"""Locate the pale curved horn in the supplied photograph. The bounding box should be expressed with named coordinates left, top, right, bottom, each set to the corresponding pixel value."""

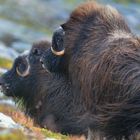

left=16, top=57, right=30, bottom=77
left=51, top=26, right=65, bottom=56
left=51, top=46, right=65, bottom=56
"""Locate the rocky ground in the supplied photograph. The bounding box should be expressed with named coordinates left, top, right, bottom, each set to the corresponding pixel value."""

left=0, top=0, right=140, bottom=139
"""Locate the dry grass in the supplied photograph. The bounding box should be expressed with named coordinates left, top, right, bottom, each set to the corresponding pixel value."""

left=0, top=103, right=70, bottom=140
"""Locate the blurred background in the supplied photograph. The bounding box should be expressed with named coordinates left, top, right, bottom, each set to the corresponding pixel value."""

left=0, top=0, right=140, bottom=73
left=0, top=0, right=140, bottom=139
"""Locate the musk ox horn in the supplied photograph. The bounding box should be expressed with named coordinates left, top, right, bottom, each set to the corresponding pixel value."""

left=16, top=57, right=30, bottom=77
left=51, top=26, right=65, bottom=56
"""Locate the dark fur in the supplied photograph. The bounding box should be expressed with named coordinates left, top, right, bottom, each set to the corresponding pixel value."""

left=41, top=2, right=140, bottom=139
left=0, top=41, right=69, bottom=132
left=0, top=40, right=97, bottom=136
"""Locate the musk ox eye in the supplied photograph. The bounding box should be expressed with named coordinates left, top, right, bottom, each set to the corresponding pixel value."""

left=16, top=58, right=30, bottom=77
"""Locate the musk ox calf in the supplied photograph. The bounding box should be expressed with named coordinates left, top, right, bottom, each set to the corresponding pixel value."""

left=0, top=41, right=71, bottom=133
left=41, top=1, right=140, bottom=139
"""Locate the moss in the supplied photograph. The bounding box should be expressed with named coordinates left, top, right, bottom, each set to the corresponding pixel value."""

left=0, top=57, right=13, bottom=69
left=41, top=129, right=68, bottom=140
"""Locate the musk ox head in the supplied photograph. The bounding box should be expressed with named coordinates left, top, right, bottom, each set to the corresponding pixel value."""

left=0, top=53, right=30, bottom=97
left=0, top=40, right=51, bottom=99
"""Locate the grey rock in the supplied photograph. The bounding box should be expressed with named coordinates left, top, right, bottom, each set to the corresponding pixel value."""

left=0, top=19, right=46, bottom=44
left=0, top=68, right=7, bottom=74
left=11, top=42, right=31, bottom=53
left=0, top=33, right=20, bottom=47
left=0, top=42, right=18, bottom=60
left=0, top=99, right=15, bottom=107
left=0, top=113, right=21, bottom=129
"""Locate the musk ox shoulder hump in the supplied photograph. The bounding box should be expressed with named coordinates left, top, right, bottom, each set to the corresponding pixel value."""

left=70, top=2, right=119, bottom=21
left=64, top=2, right=130, bottom=33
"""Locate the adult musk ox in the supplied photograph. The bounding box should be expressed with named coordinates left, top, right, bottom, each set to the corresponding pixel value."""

left=41, top=1, right=140, bottom=139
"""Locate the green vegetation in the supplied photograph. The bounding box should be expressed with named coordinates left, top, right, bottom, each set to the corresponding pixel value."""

left=0, top=57, right=13, bottom=69
left=113, top=0, right=140, bottom=4
left=0, top=130, right=28, bottom=140
left=41, top=129, right=68, bottom=140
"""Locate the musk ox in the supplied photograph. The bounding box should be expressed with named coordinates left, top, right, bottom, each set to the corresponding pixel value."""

left=41, top=1, right=140, bottom=139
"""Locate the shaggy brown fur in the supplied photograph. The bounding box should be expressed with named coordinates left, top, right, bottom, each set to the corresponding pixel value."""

left=61, top=2, right=133, bottom=107
left=62, top=2, right=140, bottom=138
left=42, top=2, right=140, bottom=139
